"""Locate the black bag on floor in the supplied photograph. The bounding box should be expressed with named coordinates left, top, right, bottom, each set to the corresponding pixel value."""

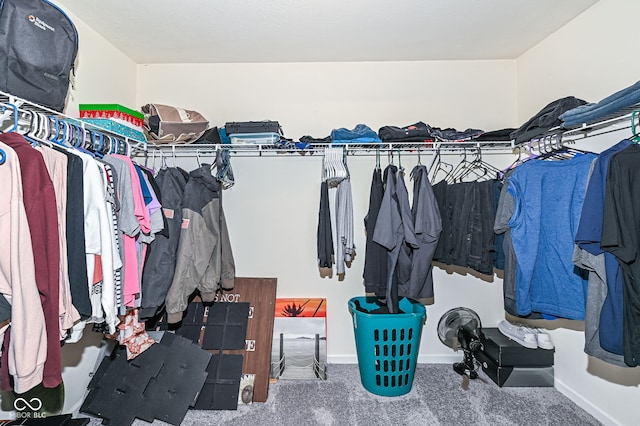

left=0, top=0, right=78, bottom=112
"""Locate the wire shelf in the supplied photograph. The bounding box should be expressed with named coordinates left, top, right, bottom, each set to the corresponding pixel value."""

left=0, top=90, right=147, bottom=155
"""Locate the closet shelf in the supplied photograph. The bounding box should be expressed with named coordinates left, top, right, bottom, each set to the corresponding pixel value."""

left=142, top=103, right=640, bottom=158
left=142, top=140, right=517, bottom=158
left=0, top=90, right=147, bottom=154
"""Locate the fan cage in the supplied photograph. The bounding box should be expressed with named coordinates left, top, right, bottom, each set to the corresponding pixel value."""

left=437, top=307, right=482, bottom=349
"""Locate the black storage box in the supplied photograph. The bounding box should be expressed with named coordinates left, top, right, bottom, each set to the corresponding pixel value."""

left=477, top=351, right=554, bottom=387
left=225, top=121, right=282, bottom=135
left=478, top=328, right=554, bottom=387
left=481, top=328, right=554, bottom=367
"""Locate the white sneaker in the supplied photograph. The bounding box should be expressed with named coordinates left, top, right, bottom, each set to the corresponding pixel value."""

left=497, top=320, right=538, bottom=349
left=530, top=327, right=554, bottom=350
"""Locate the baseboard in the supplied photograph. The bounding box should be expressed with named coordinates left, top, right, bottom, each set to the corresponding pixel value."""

left=327, top=355, right=358, bottom=364
left=327, top=354, right=460, bottom=364
left=417, top=354, right=463, bottom=364
left=555, top=378, right=620, bottom=426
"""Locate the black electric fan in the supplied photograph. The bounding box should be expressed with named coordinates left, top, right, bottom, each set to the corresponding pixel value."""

left=437, top=307, right=484, bottom=379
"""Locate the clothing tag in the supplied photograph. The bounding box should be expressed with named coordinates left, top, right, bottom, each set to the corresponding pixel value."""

left=181, top=218, right=190, bottom=229
left=163, top=208, right=174, bottom=219
left=177, top=108, right=192, bottom=123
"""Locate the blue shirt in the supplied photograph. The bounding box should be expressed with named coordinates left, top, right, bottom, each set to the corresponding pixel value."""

left=575, top=140, right=631, bottom=354
left=508, top=153, right=596, bottom=319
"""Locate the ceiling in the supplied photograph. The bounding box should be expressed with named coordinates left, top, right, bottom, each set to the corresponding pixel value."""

left=55, top=0, right=599, bottom=64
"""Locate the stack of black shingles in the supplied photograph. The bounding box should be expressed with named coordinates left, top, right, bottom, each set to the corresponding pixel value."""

left=82, top=302, right=250, bottom=425
left=81, top=332, right=210, bottom=425
left=191, top=302, right=250, bottom=410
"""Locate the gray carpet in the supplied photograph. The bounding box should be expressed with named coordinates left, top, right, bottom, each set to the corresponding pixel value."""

left=86, top=363, right=602, bottom=426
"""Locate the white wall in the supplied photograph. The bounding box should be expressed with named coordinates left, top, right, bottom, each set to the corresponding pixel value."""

left=137, top=60, right=518, bottom=363
left=516, top=1, right=640, bottom=425
left=61, top=8, right=137, bottom=117
left=137, top=61, right=516, bottom=139
left=516, top=0, right=640, bottom=121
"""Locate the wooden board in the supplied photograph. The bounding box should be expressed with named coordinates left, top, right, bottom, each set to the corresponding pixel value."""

left=217, top=277, right=277, bottom=402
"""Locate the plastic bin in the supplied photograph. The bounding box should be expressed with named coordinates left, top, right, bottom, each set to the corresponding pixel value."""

left=228, top=132, right=280, bottom=145
left=348, top=296, right=426, bottom=396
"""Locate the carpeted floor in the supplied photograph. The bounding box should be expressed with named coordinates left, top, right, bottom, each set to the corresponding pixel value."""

left=86, top=363, right=602, bottom=426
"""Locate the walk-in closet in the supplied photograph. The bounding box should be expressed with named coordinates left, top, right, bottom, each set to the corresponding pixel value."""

left=1, top=0, right=639, bottom=425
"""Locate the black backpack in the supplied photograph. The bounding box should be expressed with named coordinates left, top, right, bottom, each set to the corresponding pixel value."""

left=0, top=0, right=78, bottom=112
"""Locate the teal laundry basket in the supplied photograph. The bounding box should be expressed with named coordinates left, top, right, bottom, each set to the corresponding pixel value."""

left=348, top=296, right=426, bottom=397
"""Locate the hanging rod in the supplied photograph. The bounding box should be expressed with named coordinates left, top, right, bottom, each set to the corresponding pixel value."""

left=140, top=140, right=516, bottom=158
left=0, top=90, right=147, bottom=155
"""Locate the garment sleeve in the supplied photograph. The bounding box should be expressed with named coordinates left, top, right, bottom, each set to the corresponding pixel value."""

left=373, top=173, right=400, bottom=251
left=414, top=170, right=442, bottom=242
left=601, top=155, right=636, bottom=263
left=218, top=205, right=236, bottom=290
left=165, top=204, right=215, bottom=322
left=84, top=159, right=119, bottom=333
left=495, top=177, right=515, bottom=233
left=104, top=156, right=139, bottom=237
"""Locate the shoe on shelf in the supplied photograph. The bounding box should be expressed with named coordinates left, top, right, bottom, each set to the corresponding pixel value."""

left=497, top=320, right=538, bottom=349
left=531, top=327, right=554, bottom=350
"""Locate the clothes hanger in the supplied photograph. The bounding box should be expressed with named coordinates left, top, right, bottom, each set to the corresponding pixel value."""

left=456, top=148, right=500, bottom=182
left=629, top=110, right=640, bottom=142
left=216, top=148, right=235, bottom=189
left=0, top=102, right=19, bottom=133
left=23, top=110, right=43, bottom=146
left=503, top=140, right=541, bottom=173
left=160, top=150, right=168, bottom=169
left=474, top=147, right=502, bottom=180
left=0, top=103, right=11, bottom=163
left=453, top=150, right=487, bottom=182
left=149, top=147, right=156, bottom=170
left=94, top=133, right=106, bottom=158
left=447, top=148, right=474, bottom=183
left=321, top=147, right=329, bottom=181
left=341, top=146, right=350, bottom=180
left=429, top=148, right=454, bottom=183
left=49, top=116, right=61, bottom=144
left=103, top=135, right=115, bottom=156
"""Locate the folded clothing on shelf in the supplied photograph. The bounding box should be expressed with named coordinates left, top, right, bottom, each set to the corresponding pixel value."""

left=378, top=121, right=484, bottom=142
left=510, top=96, right=587, bottom=143
left=475, top=128, right=516, bottom=141
left=559, top=80, right=640, bottom=128
left=331, top=123, right=381, bottom=144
